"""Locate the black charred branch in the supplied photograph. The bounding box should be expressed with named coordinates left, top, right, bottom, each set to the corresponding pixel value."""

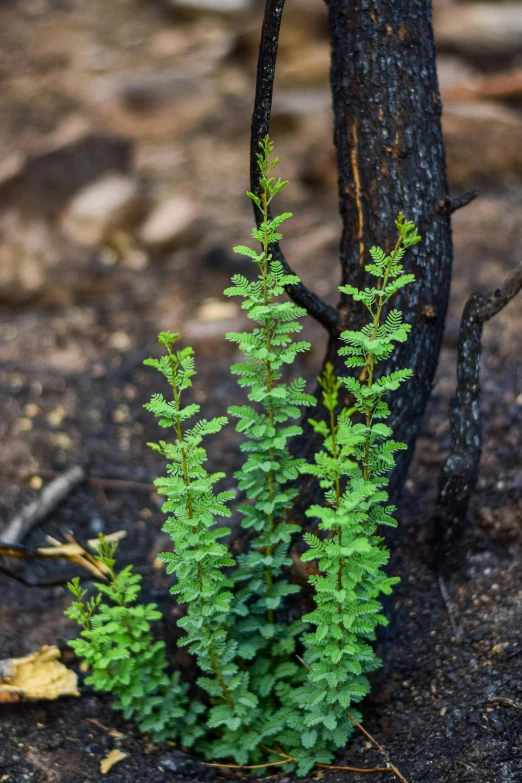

left=437, top=189, right=479, bottom=216
left=432, top=262, right=522, bottom=570
left=0, top=539, right=106, bottom=587
left=0, top=563, right=72, bottom=588
left=250, top=0, right=338, bottom=336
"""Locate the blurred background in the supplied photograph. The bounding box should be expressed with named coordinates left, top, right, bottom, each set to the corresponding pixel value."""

left=0, top=0, right=521, bottom=544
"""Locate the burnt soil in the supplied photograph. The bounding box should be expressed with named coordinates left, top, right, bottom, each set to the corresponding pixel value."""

left=1, top=189, right=522, bottom=783
left=0, top=2, right=522, bottom=777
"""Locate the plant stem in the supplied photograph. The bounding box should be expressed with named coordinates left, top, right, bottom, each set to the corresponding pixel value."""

left=329, top=402, right=344, bottom=643
left=260, top=187, right=276, bottom=627
left=362, top=233, right=403, bottom=481
left=167, top=350, right=235, bottom=710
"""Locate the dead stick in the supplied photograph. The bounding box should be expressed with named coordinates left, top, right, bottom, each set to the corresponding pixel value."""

left=345, top=711, right=409, bottom=783
left=0, top=540, right=109, bottom=585
left=205, top=759, right=292, bottom=770
left=317, top=764, right=393, bottom=773
left=432, top=261, right=522, bottom=569
left=296, top=657, right=409, bottom=781
left=2, top=466, right=85, bottom=545
left=33, top=468, right=155, bottom=494
left=438, top=576, right=464, bottom=641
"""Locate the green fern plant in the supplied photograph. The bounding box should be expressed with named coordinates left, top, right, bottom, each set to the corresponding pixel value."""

left=225, top=143, right=314, bottom=659
left=65, top=535, right=201, bottom=745
left=65, top=140, right=420, bottom=777
left=285, top=215, right=421, bottom=772
left=144, top=333, right=257, bottom=743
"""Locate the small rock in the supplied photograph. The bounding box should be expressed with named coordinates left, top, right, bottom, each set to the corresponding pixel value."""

left=0, top=133, right=132, bottom=214
left=0, top=211, right=59, bottom=304
left=197, top=298, right=238, bottom=322
left=158, top=750, right=195, bottom=774
left=166, top=0, right=253, bottom=16
left=89, top=517, right=105, bottom=535
left=90, top=71, right=218, bottom=141
left=139, top=196, right=200, bottom=249
left=123, top=248, right=149, bottom=271
left=61, top=174, right=144, bottom=246
left=109, top=331, right=132, bottom=351
left=435, top=3, right=522, bottom=55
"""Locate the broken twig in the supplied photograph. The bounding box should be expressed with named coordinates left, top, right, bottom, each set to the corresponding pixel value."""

left=2, top=465, right=84, bottom=545
left=33, top=468, right=155, bottom=495
left=296, top=656, right=409, bottom=781
left=0, top=532, right=125, bottom=586
left=437, top=189, right=479, bottom=216
left=432, top=261, right=522, bottom=569
left=345, top=711, right=409, bottom=783
left=438, top=576, right=464, bottom=641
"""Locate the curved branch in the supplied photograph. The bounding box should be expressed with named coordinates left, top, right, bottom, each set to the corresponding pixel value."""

left=432, top=261, right=522, bottom=569
left=436, top=189, right=479, bottom=216
left=250, top=0, right=338, bottom=336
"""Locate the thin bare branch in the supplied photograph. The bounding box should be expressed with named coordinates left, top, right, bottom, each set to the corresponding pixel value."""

left=432, top=261, right=522, bottom=569
left=345, top=711, right=410, bottom=783
left=250, top=0, right=338, bottom=335
left=205, top=758, right=292, bottom=770
left=437, top=189, right=479, bottom=216
left=438, top=575, right=465, bottom=641
left=316, top=763, right=394, bottom=773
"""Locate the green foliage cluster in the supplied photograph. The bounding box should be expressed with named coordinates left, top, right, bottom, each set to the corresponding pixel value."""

left=65, top=536, right=200, bottom=745
left=66, top=139, right=420, bottom=775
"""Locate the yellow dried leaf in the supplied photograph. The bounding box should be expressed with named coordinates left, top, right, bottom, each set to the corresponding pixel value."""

left=0, top=646, right=79, bottom=702
left=100, top=749, right=128, bottom=774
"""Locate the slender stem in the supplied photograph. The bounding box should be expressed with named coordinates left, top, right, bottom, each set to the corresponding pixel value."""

left=167, top=351, right=235, bottom=710
left=329, top=403, right=344, bottom=643
left=260, top=188, right=276, bottom=627
left=362, top=234, right=403, bottom=480
left=345, top=710, right=410, bottom=783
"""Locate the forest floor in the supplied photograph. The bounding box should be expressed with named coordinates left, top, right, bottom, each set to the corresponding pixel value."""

left=1, top=1, right=522, bottom=781
left=1, top=189, right=521, bottom=783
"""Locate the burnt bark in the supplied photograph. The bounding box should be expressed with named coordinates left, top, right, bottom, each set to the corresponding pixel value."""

left=432, top=262, right=522, bottom=571
left=251, top=0, right=456, bottom=506
left=318, top=0, right=453, bottom=499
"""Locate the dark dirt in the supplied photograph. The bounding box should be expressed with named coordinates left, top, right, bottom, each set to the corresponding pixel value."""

left=1, top=1, right=522, bottom=781
left=1, top=192, right=522, bottom=783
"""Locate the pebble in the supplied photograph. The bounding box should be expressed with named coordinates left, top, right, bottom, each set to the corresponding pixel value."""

left=167, top=0, right=253, bottom=15
left=139, top=196, right=199, bottom=249
left=61, top=174, right=143, bottom=246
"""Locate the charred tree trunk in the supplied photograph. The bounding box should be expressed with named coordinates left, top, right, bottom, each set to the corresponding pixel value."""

left=251, top=0, right=457, bottom=506
left=322, top=0, right=453, bottom=499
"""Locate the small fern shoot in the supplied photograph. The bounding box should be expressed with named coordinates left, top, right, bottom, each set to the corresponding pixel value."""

left=145, top=332, right=256, bottom=739
left=288, top=215, right=421, bottom=773
left=66, top=536, right=198, bottom=745
left=223, top=137, right=314, bottom=717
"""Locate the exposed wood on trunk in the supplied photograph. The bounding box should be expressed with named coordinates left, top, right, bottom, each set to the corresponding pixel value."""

left=432, top=262, right=522, bottom=570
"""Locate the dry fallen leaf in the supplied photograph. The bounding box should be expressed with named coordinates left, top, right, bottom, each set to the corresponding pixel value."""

left=100, top=749, right=129, bottom=774
left=0, top=645, right=79, bottom=703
